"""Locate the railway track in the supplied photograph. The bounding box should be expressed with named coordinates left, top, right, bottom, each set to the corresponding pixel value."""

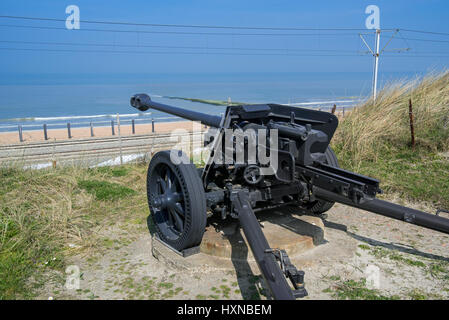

left=0, top=132, right=201, bottom=166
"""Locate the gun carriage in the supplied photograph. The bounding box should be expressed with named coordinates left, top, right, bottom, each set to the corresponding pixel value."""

left=130, top=93, right=449, bottom=300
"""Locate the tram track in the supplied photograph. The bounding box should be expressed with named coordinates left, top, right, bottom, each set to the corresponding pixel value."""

left=0, top=132, right=201, bottom=166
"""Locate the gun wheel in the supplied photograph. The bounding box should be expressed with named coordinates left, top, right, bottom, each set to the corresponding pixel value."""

left=307, top=146, right=339, bottom=214
left=147, top=150, right=207, bottom=251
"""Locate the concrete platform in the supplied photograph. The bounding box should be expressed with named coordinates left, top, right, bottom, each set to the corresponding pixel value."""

left=151, top=209, right=325, bottom=274
left=200, top=210, right=325, bottom=261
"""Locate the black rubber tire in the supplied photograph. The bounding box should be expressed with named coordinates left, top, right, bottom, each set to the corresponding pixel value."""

left=308, top=146, right=339, bottom=214
left=147, top=150, right=207, bottom=250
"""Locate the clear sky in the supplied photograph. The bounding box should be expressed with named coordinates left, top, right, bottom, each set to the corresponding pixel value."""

left=0, top=0, right=448, bottom=75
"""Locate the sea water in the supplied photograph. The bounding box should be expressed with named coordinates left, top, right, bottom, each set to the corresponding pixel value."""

left=0, top=71, right=420, bottom=132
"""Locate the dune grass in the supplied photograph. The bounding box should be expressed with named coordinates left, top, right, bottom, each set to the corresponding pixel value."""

left=1, top=71, right=448, bottom=299
left=331, top=70, right=449, bottom=207
left=78, top=180, right=136, bottom=201
left=0, top=164, right=148, bottom=299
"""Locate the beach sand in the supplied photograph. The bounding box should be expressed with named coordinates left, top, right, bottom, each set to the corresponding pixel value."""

left=0, top=121, right=200, bottom=145
left=0, top=110, right=347, bottom=146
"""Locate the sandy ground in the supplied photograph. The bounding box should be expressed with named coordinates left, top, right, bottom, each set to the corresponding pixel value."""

left=36, top=200, right=449, bottom=300
left=0, top=121, right=199, bottom=145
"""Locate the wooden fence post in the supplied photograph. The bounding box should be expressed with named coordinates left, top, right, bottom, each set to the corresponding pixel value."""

left=331, top=104, right=336, bottom=114
left=67, top=123, right=72, bottom=139
left=408, top=98, right=415, bottom=149
left=117, top=113, right=123, bottom=165
left=43, top=124, right=48, bottom=140
left=18, top=125, right=23, bottom=142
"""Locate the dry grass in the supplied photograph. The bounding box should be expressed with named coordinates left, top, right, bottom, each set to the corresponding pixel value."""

left=1, top=71, right=449, bottom=299
left=332, top=71, right=449, bottom=207
left=0, top=163, right=148, bottom=299
left=333, top=70, right=449, bottom=169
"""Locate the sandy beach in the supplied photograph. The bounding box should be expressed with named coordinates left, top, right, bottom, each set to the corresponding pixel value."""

left=0, top=121, right=200, bottom=145
left=0, top=110, right=347, bottom=146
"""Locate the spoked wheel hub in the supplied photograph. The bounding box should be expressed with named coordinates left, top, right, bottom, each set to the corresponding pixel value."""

left=147, top=150, right=207, bottom=250
left=150, top=168, right=186, bottom=239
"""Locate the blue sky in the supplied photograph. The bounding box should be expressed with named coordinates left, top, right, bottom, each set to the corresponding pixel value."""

left=0, top=0, right=448, bottom=75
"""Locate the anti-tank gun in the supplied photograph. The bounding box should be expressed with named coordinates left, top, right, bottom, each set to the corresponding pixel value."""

left=130, top=93, right=449, bottom=300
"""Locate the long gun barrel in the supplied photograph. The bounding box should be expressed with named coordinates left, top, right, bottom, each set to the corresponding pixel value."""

left=131, top=93, right=222, bottom=127
left=130, top=92, right=449, bottom=300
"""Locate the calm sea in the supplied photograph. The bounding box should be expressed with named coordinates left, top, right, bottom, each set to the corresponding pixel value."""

left=0, top=71, right=420, bottom=132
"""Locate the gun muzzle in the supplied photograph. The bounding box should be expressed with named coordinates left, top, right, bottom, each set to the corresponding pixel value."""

left=130, top=93, right=222, bottom=127
left=130, top=93, right=152, bottom=112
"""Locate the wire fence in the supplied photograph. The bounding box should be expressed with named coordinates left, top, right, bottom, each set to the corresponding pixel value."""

left=0, top=104, right=350, bottom=143
left=1, top=115, right=184, bottom=143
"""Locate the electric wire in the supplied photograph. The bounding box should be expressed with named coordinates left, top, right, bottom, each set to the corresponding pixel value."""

left=0, top=47, right=368, bottom=57
left=0, top=39, right=359, bottom=53
left=0, top=24, right=363, bottom=36
left=0, top=15, right=447, bottom=59
left=0, top=15, right=388, bottom=31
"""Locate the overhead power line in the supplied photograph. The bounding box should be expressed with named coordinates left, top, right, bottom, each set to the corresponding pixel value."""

left=0, top=46, right=367, bottom=57
left=0, top=24, right=364, bottom=36
left=2, top=15, right=448, bottom=36
left=0, top=39, right=358, bottom=53
left=1, top=47, right=447, bottom=58
left=400, top=29, right=449, bottom=36
left=383, top=54, right=449, bottom=58
left=0, top=15, right=447, bottom=62
left=401, top=37, right=449, bottom=44
left=0, top=15, right=383, bottom=31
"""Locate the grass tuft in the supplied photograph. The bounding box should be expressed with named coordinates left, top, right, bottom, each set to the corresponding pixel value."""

left=0, top=164, right=146, bottom=299
left=332, top=70, right=449, bottom=207
left=329, top=278, right=400, bottom=300
left=78, top=180, right=136, bottom=201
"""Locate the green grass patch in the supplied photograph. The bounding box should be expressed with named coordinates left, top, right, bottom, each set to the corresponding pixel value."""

left=366, top=245, right=449, bottom=279
left=0, top=250, right=35, bottom=299
left=0, top=164, right=148, bottom=299
left=78, top=179, right=136, bottom=201
left=0, top=196, right=65, bottom=299
left=333, top=143, right=449, bottom=208
left=428, top=261, right=449, bottom=279
left=94, top=166, right=130, bottom=177
left=367, top=246, right=428, bottom=269
left=329, top=278, right=400, bottom=300
left=407, top=289, right=428, bottom=300
left=158, top=282, right=174, bottom=289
